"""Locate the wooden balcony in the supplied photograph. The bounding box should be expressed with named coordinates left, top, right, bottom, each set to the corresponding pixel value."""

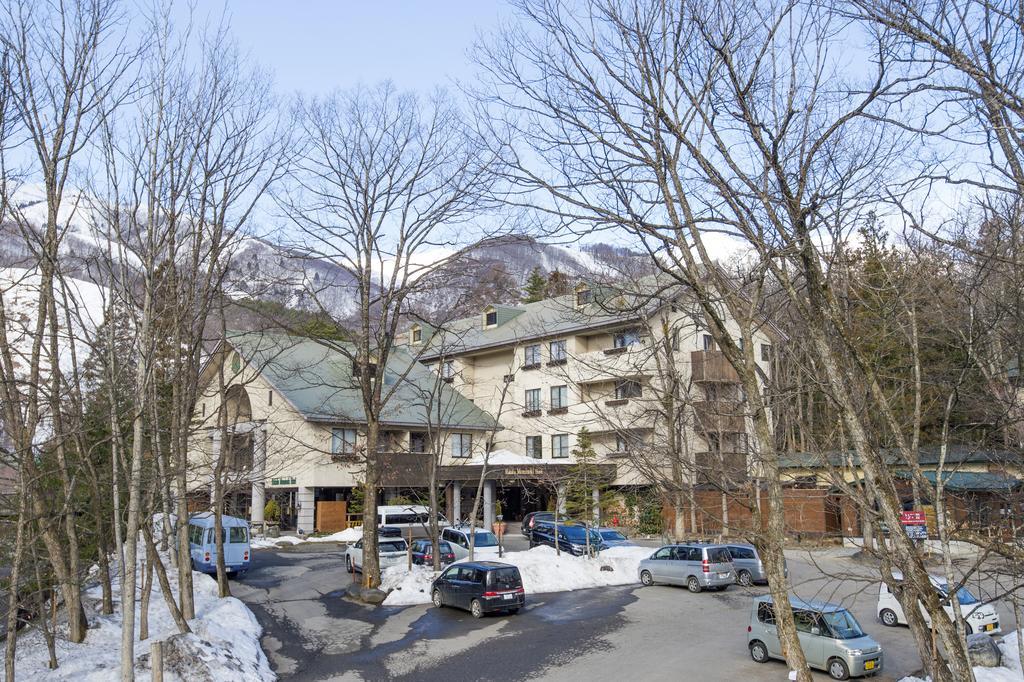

left=694, top=451, right=748, bottom=486
left=692, top=400, right=746, bottom=433
left=691, top=350, right=741, bottom=383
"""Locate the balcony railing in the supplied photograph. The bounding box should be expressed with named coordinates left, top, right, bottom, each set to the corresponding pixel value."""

left=692, top=400, right=746, bottom=433
left=691, top=350, right=741, bottom=383
left=694, top=451, right=748, bottom=486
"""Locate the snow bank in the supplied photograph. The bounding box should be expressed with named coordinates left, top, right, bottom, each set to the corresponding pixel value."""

left=3, top=549, right=273, bottom=682
left=899, top=631, right=1023, bottom=682
left=307, top=527, right=363, bottom=543
left=380, top=545, right=653, bottom=607
left=251, top=527, right=362, bottom=550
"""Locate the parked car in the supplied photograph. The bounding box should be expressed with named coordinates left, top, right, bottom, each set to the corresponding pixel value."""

left=441, top=526, right=502, bottom=560
left=748, top=595, right=883, bottom=679
left=529, top=521, right=605, bottom=556
left=637, top=543, right=734, bottom=592
left=596, top=528, right=633, bottom=548
left=410, top=538, right=456, bottom=566
left=431, top=561, right=525, bottom=618
left=725, top=543, right=787, bottom=586
left=345, top=536, right=409, bottom=573
left=188, top=513, right=250, bottom=575
left=521, top=511, right=555, bottom=539
left=376, top=505, right=449, bottom=536
left=877, top=572, right=1000, bottom=634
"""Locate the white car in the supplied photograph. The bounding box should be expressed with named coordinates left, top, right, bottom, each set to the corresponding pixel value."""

left=376, top=505, right=449, bottom=535
left=440, top=526, right=502, bottom=560
left=345, top=537, right=408, bottom=573
left=878, top=573, right=1000, bottom=634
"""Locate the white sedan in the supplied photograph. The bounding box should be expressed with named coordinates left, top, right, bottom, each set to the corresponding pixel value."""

left=345, top=537, right=409, bottom=573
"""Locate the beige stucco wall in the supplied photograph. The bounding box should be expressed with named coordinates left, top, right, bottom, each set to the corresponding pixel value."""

left=431, top=304, right=774, bottom=486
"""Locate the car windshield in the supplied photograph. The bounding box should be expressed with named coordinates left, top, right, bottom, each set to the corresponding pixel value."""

left=939, top=584, right=979, bottom=605
left=600, top=530, right=626, bottom=541
left=380, top=541, right=407, bottom=552
left=473, top=532, right=499, bottom=547
left=821, top=610, right=865, bottom=639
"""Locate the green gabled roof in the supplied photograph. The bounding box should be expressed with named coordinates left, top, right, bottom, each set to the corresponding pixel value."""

left=224, top=331, right=498, bottom=431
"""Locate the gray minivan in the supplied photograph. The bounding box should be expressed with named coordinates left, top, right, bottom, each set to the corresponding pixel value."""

left=726, top=543, right=788, bottom=586
left=748, top=595, right=883, bottom=679
left=638, top=543, right=734, bottom=592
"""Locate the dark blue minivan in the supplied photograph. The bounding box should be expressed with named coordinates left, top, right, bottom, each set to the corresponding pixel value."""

left=431, top=561, right=525, bottom=618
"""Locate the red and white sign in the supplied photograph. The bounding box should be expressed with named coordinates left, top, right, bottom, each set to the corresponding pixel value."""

left=900, top=511, right=927, bottom=525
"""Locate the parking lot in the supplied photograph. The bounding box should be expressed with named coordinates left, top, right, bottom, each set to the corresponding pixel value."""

left=234, top=535, right=1019, bottom=681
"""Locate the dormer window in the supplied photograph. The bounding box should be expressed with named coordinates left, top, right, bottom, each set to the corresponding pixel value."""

left=411, top=326, right=422, bottom=343
left=485, top=310, right=498, bottom=326
left=576, top=288, right=592, bottom=307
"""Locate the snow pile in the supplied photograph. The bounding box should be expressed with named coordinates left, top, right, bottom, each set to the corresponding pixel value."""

left=380, top=545, right=653, bottom=607
left=468, top=449, right=542, bottom=466
left=3, top=550, right=273, bottom=681
left=250, top=535, right=305, bottom=549
left=380, top=565, right=440, bottom=606
left=307, top=527, right=363, bottom=543
left=251, top=527, right=363, bottom=550
left=899, top=631, right=1023, bottom=682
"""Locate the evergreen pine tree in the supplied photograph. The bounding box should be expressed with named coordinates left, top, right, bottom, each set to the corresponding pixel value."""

left=564, top=427, right=612, bottom=527
left=523, top=266, right=547, bottom=302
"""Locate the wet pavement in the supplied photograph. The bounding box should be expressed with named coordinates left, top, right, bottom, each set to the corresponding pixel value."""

left=233, top=544, right=639, bottom=681
left=234, top=541, right=1021, bottom=681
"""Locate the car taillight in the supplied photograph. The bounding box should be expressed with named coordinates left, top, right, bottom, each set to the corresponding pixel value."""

left=424, top=554, right=432, bottom=561
left=702, top=559, right=710, bottom=573
left=243, top=551, right=249, bottom=561
left=515, top=586, right=525, bottom=594
left=204, top=552, right=210, bottom=562
left=747, top=626, right=752, bottom=632
left=483, top=591, right=498, bottom=597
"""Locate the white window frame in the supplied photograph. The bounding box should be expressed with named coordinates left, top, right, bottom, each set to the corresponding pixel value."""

left=451, top=433, right=473, bottom=458
left=526, top=435, right=542, bottom=459
left=551, top=433, right=569, bottom=459
left=549, top=339, right=567, bottom=361
left=524, top=344, right=541, bottom=366
left=615, top=379, right=642, bottom=400
left=441, top=360, right=455, bottom=380
left=525, top=388, right=541, bottom=412
left=332, top=427, right=357, bottom=456
left=550, top=385, right=568, bottom=409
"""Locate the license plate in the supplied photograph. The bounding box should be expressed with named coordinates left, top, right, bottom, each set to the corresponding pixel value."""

left=718, top=572, right=730, bottom=578
left=864, top=660, right=875, bottom=671
left=502, top=593, right=514, bottom=600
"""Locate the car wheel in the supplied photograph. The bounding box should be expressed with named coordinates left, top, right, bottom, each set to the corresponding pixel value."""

left=737, top=570, right=752, bottom=587
left=346, top=556, right=354, bottom=574
left=640, top=570, right=654, bottom=586
left=827, top=657, right=850, bottom=680
left=470, top=599, right=484, bottom=619
left=749, top=640, right=769, bottom=663
left=687, top=576, right=702, bottom=593
left=432, top=589, right=443, bottom=608
left=879, top=608, right=898, bottom=627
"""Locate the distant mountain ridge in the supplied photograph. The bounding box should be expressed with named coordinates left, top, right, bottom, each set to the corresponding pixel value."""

left=0, top=187, right=650, bottom=326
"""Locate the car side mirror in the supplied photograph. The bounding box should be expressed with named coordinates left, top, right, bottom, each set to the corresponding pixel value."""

left=811, top=627, right=821, bottom=636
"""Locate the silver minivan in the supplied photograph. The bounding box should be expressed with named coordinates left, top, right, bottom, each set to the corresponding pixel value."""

left=748, top=595, right=883, bottom=679
left=726, top=543, right=788, bottom=586
left=638, top=543, right=734, bottom=592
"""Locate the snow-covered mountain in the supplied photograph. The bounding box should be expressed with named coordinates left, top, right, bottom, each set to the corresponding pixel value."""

left=0, top=186, right=663, bottom=328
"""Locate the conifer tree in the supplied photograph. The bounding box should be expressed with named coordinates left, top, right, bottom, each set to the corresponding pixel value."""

left=523, top=266, right=547, bottom=302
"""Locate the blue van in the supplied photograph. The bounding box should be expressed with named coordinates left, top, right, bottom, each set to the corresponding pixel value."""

left=188, top=513, right=251, bottom=575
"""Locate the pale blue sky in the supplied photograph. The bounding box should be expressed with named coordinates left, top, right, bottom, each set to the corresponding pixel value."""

left=194, top=1, right=512, bottom=95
